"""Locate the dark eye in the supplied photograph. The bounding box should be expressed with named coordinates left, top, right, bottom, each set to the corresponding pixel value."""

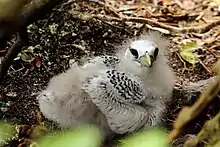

left=129, top=48, right=138, bottom=59
left=154, top=47, right=159, bottom=58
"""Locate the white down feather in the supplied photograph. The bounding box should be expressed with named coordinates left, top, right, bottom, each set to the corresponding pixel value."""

left=37, top=31, right=176, bottom=138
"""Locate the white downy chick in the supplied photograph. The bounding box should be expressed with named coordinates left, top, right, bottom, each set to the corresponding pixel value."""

left=115, top=31, right=176, bottom=129
left=37, top=31, right=176, bottom=138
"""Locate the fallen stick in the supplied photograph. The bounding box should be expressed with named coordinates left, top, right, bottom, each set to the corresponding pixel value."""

left=0, top=28, right=28, bottom=82
left=92, top=14, right=220, bottom=34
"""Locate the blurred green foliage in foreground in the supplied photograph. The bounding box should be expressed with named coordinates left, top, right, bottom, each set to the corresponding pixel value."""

left=38, top=124, right=102, bottom=147
left=0, top=121, right=169, bottom=147
left=119, top=128, right=169, bottom=147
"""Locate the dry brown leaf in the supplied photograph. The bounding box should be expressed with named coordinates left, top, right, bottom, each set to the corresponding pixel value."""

left=175, top=0, right=196, bottom=10
left=162, top=0, right=174, bottom=5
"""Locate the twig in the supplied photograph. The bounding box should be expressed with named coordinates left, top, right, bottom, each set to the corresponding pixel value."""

left=143, top=10, right=198, bottom=22
left=209, top=44, right=220, bottom=51
left=72, top=44, right=88, bottom=54
left=0, top=28, right=28, bottom=82
left=199, top=59, right=213, bottom=75
left=102, top=20, right=133, bottom=35
left=207, top=48, right=218, bottom=58
left=117, top=5, right=142, bottom=12
left=175, top=52, right=190, bottom=73
left=92, top=14, right=220, bottom=33
left=8, top=65, right=25, bottom=75
left=95, top=1, right=121, bottom=18
left=116, top=5, right=198, bottom=21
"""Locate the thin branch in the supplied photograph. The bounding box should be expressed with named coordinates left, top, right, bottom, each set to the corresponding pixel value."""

left=92, top=14, right=220, bottom=34
left=0, top=28, right=28, bottom=82
left=95, top=1, right=121, bottom=18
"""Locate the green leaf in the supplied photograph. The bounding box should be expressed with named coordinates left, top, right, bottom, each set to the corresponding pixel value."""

left=118, top=128, right=169, bottom=147
left=179, top=40, right=201, bottom=65
left=38, top=125, right=102, bottom=147
left=24, top=46, right=35, bottom=53
left=14, top=54, right=21, bottom=61
left=20, top=52, right=32, bottom=62
left=0, top=122, right=15, bottom=146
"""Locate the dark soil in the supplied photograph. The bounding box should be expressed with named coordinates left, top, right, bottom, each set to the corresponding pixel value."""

left=0, top=0, right=219, bottom=147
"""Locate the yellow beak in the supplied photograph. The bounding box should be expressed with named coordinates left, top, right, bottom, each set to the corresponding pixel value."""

left=140, top=52, right=152, bottom=67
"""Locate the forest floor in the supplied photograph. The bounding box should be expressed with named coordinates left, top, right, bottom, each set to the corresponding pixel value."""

left=0, top=0, right=220, bottom=146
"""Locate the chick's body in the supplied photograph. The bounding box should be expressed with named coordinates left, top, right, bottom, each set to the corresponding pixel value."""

left=38, top=58, right=113, bottom=136
left=37, top=32, right=176, bottom=138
